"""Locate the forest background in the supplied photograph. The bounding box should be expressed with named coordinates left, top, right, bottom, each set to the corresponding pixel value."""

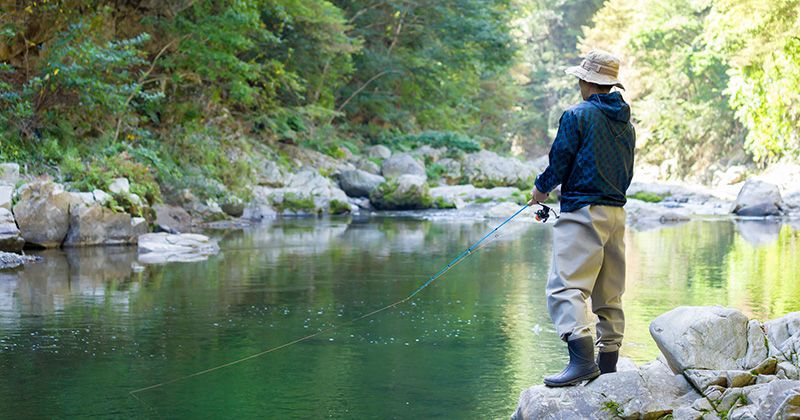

left=0, top=0, right=797, bottom=204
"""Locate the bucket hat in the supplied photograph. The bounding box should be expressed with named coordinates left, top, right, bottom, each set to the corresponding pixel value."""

left=565, top=50, right=625, bottom=90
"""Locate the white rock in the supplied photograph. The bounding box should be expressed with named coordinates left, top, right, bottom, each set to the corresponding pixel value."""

left=650, top=306, right=749, bottom=372
left=0, top=163, right=19, bottom=185
left=137, top=233, right=219, bottom=264
left=0, top=185, right=12, bottom=210
left=92, top=189, right=111, bottom=205
left=338, top=170, right=385, bottom=197
left=365, top=145, right=391, bottom=160
left=381, top=153, right=426, bottom=179
left=462, top=150, right=536, bottom=188
left=108, top=178, right=130, bottom=195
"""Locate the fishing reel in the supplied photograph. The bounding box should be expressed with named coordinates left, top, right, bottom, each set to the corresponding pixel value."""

left=533, top=202, right=559, bottom=223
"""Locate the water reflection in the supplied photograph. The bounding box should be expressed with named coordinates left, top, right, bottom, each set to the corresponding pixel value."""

left=0, top=217, right=798, bottom=418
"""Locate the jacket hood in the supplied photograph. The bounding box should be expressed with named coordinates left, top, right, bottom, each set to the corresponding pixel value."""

left=587, top=92, right=630, bottom=122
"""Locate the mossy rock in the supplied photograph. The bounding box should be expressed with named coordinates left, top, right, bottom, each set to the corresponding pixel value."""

left=328, top=199, right=351, bottom=215
left=370, top=175, right=433, bottom=210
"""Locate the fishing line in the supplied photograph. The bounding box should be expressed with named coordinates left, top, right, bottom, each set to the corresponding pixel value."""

left=129, top=203, right=534, bottom=400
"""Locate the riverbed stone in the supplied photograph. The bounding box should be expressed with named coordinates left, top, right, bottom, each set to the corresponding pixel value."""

left=411, top=145, right=445, bottom=162
left=137, top=232, right=219, bottom=264
left=436, top=158, right=462, bottom=184
left=338, top=169, right=385, bottom=197
left=381, top=153, right=426, bottom=180
left=0, top=163, right=19, bottom=185
left=353, top=157, right=381, bottom=175
left=108, top=178, right=130, bottom=195
left=242, top=187, right=278, bottom=220
left=63, top=203, right=134, bottom=247
left=741, top=320, right=769, bottom=369
left=731, top=179, right=784, bottom=216
left=257, top=160, right=288, bottom=187
left=650, top=306, right=750, bottom=373
left=366, top=145, right=391, bottom=160
left=370, top=175, right=432, bottom=210
left=0, top=208, right=23, bottom=252
left=13, top=181, right=72, bottom=248
left=462, top=150, right=536, bottom=188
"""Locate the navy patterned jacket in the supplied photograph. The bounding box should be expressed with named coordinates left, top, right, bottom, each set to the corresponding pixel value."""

left=534, top=92, right=636, bottom=213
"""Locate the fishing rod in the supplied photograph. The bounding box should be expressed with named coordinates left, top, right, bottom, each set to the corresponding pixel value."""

left=129, top=201, right=557, bottom=401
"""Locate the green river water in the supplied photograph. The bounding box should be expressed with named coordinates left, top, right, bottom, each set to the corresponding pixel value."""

left=1, top=215, right=799, bottom=418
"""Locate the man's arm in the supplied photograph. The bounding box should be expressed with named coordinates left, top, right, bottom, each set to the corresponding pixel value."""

left=534, top=110, right=581, bottom=194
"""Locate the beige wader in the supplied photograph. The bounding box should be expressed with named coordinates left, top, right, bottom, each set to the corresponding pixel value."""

left=546, top=204, right=626, bottom=352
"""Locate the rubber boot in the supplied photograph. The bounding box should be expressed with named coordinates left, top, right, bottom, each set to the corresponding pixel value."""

left=597, top=350, right=619, bottom=374
left=543, top=336, right=600, bottom=387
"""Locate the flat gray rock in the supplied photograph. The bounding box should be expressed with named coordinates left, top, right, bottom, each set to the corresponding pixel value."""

left=137, top=233, right=219, bottom=264
left=381, top=153, right=426, bottom=179
left=338, top=169, right=385, bottom=197
left=0, top=208, right=23, bottom=253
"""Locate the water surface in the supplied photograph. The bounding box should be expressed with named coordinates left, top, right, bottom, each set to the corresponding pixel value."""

left=1, top=216, right=799, bottom=418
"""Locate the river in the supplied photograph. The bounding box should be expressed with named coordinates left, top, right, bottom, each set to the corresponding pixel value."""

left=1, top=215, right=799, bottom=418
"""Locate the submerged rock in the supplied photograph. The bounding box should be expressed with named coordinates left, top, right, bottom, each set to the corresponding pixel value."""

left=13, top=181, right=72, bottom=248
left=137, top=233, right=219, bottom=264
left=0, top=251, right=41, bottom=270
left=732, top=179, right=784, bottom=216
left=0, top=208, right=24, bottom=252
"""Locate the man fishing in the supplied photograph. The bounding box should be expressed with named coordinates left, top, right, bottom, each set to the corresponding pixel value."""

left=528, top=50, right=635, bottom=387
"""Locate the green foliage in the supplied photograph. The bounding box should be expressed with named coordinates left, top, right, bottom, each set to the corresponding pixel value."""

left=398, top=131, right=482, bottom=153
left=628, top=191, right=667, bottom=203
left=433, top=196, right=456, bottom=209
left=601, top=400, right=624, bottom=417
left=328, top=199, right=351, bottom=215
left=273, top=193, right=318, bottom=214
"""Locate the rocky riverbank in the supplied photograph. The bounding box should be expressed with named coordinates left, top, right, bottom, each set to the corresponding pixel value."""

left=512, top=307, right=800, bottom=419
left=2, top=143, right=800, bottom=267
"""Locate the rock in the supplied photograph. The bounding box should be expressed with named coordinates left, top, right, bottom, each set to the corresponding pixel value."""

left=430, top=185, right=521, bottom=208
left=370, top=175, right=432, bottom=210
left=338, top=170, right=385, bottom=197
left=0, top=185, right=12, bottom=210
left=625, top=199, right=690, bottom=230
left=13, top=181, right=72, bottom=248
left=764, top=312, right=800, bottom=353
left=684, top=369, right=755, bottom=392
left=220, top=198, right=245, bottom=218
left=131, top=217, right=149, bottom=238
left=338, top=146, right=353, bottom=160
left=742, top=320, right=769, bottom=369
left=411, top=145, right=445, bottom=162
left=279, top=144, right=354, bottom=177
left=0, top=252, right=41, bottom=270
left=512, top=365, right=699, bottom=420
left=353, top=157, right=381, bottom=175
left=242, top=187, right=278, bottom=221
left=365, top=145, right=391, bottom=160
left=462, top=150, right=536, bottom=188
left=752, top=357, right=779, bottom=376
left=381, top=153, right=426, bottom=180
left=137, top=233, right=220, bottom=264
left=672, top=406, right=704, bottom=420
left=731, top=179, right=784, bottom=216
left=436, top=158, right=462, bottom=184
left=485, top=202, right=533, bottom=219
left=257, top=160, right=287, bottom=187
left=68, top=191, right=96, bottom=206
left=153, top=204, right=193, bottom=233
left=0, top=208, right=24, bottom=252
left=92, top=189, right=111, bottom=205
left=777, top=361, right=800, bottom=380
left=741, top=380, right=800, bottom=419
left=650, top=306, right=750, bottom=372
left=63, top=203, right=135, bottom=247
left=108, top=178, right=130, bottom=195
left=0, top=163, right=19, bottom=185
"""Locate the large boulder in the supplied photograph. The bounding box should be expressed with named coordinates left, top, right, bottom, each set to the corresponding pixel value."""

left=13, top=181, right=72, bottom=248
left=436, top=158, right=462, bottom=184
left=365, top=145, right=391, bottom=160
left=137, top=233, right=220, bottom=264
left=63, top=203, right=135, bottom=247
left=352, top=157, right=381, bottom=175
left=732, top=179, right=784, bottom=216
left=0, top=185, right=12, bottom=210
left=244, top=169, right=352, bottom=218
left=0, top=208, right=24, bottom=252
left=0, top=163, right=19, bottom=185
left=381, top=153, right=426, bottom=179
left=370, top=175, right=432, bottom=210
left=242, top=187, right=278, bottom=221
left=650, top=307, right=762, bottom=373
left=338, top=170, right=385, bottom=198
left=430, top=185, right=522, bottom=208
left=462, top=150, right=536, bottom=188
